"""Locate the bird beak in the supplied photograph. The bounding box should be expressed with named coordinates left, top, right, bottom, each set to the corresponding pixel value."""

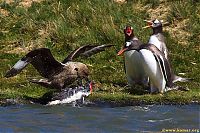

left=126, top=32, right=132, bottom=36
left=143, top=20, right=153, bottom=29
left=117, top=47, right=128, bottom=56
left=89, top=82, right=93, bottom=93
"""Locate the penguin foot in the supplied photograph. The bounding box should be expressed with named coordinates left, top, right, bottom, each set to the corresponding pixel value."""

left=165, top=85, right=189, bottom=92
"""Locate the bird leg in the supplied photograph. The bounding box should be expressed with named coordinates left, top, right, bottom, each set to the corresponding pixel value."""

left=29, top=78, right=53, bottom=89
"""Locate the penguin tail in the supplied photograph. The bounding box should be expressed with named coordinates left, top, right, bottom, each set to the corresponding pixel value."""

left=172, top=75, right=193, bottom=83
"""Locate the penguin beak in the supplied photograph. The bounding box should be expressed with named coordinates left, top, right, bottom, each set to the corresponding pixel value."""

left=143, top=20, right=153, bottom=29
left=117, top=47, right=128, bottom=56
left=126, top=32, right=132, bottom=36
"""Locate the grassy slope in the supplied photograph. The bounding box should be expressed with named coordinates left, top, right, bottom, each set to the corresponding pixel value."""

left=0, top=0, right=199, bottom=105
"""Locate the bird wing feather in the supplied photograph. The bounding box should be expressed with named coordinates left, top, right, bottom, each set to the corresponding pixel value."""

left=62, top=44, right=114, bottom=63
left=5, top=48, right=63, bottom=78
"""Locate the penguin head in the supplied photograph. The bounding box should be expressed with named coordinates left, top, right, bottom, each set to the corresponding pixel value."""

left=124, top=26, right=134, bottom=37
left=143, top=19, right=163, bottom=29
left=152, top=19, right=163, bottom=28
left=143, top=19, right=164, bottom=34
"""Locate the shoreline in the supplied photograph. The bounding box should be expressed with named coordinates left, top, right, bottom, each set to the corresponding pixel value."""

left=1, top=93, right=199, bottom=107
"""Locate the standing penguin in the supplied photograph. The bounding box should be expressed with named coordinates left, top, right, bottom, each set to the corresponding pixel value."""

left=119, top=41, right=177, bottom=93
left=143, top=19, right=190, bottom=83
left=139, top=44, right=175, bottom=93
left=118, top=26, right=148, bottom=87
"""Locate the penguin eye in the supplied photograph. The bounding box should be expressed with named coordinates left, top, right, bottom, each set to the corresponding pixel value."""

left=130, top=27, right=133, bottom=30
left=126, top=42, right=131, bottom=47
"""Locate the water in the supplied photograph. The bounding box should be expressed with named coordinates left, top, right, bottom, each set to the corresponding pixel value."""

left=0, top=104, right=199, bottom=132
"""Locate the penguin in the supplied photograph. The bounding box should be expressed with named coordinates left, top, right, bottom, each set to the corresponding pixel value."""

left=143, top=19, right=190, bottom=83
left=143, top=19, right=169, bottom=60
left=139, top=44, right=175, bottom=93
left=118, top=26, right=148, bottom=87
left=5, top=44, right=113, bottom=90
left=119, top=41, right=177, bottom=93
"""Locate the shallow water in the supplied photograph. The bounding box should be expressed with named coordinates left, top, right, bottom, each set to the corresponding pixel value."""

left=0, top=104, right=199, bottom=132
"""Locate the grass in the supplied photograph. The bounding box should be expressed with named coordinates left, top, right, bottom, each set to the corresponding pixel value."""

left=0, top=0, right=199, bottom=105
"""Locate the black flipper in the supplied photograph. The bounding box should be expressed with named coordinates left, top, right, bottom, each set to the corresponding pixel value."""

left=5, top=48, right=63, bottom=78
left=144, top=44, right=174, bottom=87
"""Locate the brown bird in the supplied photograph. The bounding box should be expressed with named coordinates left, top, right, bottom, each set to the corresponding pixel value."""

left=5, top=44, right=113, bottom=90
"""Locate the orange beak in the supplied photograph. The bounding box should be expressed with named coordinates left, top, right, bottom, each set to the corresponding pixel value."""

left=117, top=48, right=128, bottom=56
left=143, top=20, right=153, bottom=29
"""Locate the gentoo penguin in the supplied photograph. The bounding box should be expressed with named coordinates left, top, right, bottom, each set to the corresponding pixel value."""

left=139, top=44, right=175, bottom=93
left=119, top=41, right=176, bottom=93
left=118, top=26, right=148, bottom=87
left=48, top=80, right=93, bottom=105
left=5, top=44, right=113, bottom=90
left=143, top=19, right=190, bottom=83
left=25, top=80, right=93, bottom=105
left=143, top=19, right=169, bottom=60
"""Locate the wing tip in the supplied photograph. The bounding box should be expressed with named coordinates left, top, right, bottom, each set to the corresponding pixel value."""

left=4, top=68, right=18, bottom=78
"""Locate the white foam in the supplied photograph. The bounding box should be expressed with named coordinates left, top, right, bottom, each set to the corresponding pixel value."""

left=47, top=91, right=91, bottom=105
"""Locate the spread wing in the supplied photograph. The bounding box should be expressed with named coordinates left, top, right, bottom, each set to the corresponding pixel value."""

left=5, top=48, right=63, bottom=78
left=62, top=45, right=97, bottom=63
left=62, top=44, right=114, bottom=63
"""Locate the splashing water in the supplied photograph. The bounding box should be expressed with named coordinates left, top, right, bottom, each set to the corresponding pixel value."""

left=47, top=91, right=91, bottom=105
left=47, top=82, right=92, bottom=106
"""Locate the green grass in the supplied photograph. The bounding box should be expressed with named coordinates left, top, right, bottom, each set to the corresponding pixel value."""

left=0, top=0, right=199, bottom=105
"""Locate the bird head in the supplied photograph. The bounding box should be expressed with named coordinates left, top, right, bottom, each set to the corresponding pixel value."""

left=143, top=19, right=163, bottom=29
left=124, top=26, right=134, bottom=37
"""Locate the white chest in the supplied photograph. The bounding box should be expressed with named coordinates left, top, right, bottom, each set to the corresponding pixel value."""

left=148, top=35, right=162, bottom=51
left=140, top=49, right=166, bottom=92
left=124, top=50, right=144, bottom=78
